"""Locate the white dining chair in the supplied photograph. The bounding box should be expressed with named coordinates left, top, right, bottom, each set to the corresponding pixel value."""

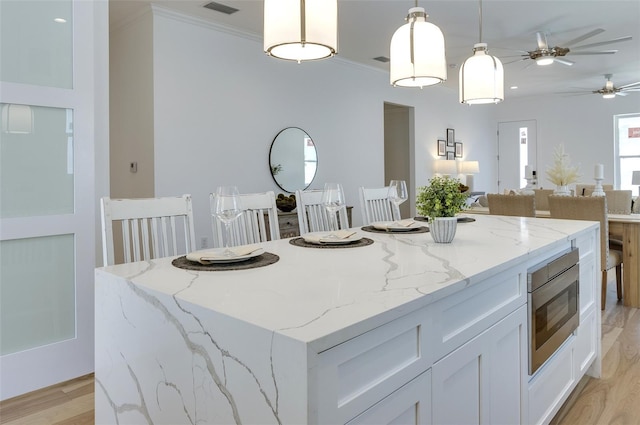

left=358, top=186, right=401, bottom=225
left=295, top=189, right=350, bottom=235
left=210, top=191, right=281, bottom=247
left=100, top=194, right=196, bottom=266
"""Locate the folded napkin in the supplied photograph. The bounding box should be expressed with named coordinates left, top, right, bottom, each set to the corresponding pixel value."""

left=303, top=230, right=357, bottom=244
left=186, top=245, right=262, bottom=264
left=373, top=219, right=416, bottom=230
left=393, top=219, right=416, bottom=227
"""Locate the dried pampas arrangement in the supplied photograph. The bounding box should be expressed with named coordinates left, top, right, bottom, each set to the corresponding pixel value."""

left=546, top=144, right=581, bottom=186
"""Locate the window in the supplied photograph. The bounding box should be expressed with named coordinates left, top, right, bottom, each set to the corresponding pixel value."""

left=616, top=113, right=640, bottom=196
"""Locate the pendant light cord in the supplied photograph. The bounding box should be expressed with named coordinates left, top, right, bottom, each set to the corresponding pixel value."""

left=478, top=0, right=483, bottom=43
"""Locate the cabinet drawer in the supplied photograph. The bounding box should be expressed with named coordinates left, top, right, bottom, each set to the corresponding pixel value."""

left=346, top=370, right=431, bottom=425
left=429, top=268, right=526, bottom=361
left=316, top=308, right=431, bottom=424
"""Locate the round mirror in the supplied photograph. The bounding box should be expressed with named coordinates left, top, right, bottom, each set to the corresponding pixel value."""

left=269, top=127, right=318, bottom=192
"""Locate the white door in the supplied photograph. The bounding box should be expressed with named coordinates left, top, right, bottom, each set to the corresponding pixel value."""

left=498, top=120, right=537, bottom=193
left=0, top=0, right=104, bottom=400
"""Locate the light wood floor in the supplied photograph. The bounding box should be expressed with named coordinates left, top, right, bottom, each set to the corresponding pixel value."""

left=1, top=276, right=637, bottom=425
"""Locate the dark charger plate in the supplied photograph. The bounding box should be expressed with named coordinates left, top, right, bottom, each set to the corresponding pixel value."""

left=414, top=216, right=476, bottom=223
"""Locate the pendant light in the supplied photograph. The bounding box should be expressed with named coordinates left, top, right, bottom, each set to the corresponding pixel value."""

left=390, top=1, right=447, bottom=88
left=263, top=0, right=337, bottom=63
left=459, top=0, right=504, bottom=104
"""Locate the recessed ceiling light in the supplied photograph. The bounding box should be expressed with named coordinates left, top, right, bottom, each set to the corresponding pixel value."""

left=54, top=17, right=67, bottom=23
left=510, top=86, right=518, bottom=90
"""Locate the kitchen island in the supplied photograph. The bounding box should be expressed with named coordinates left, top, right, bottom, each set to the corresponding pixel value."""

left=95, top=214, right=600, bottom=425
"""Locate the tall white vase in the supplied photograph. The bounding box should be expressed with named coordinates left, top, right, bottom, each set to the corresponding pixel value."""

left=430, top=217, right=457, bottom=243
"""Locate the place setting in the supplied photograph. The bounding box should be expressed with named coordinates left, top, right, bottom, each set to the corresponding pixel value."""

left=362, top=181, right=428, bottom=234
left=290, top=183, right=374, bottom=249
left=173, top=185, right=279, bottom=271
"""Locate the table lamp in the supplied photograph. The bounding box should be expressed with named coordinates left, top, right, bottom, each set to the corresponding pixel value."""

left=433, top=159, right=458, bottom=176
left=632, top=171, right=640, bottom=195
left=459, top=161, right=480, bottom=192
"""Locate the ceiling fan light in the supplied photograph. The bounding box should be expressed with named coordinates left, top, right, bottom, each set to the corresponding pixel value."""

left=602, top=93, right=616, bottom=99
left=390, top=7, right=447, bottom=88
left=536, top=56, right=554, bottom=66
left=264, top=0, right=337, bottom=62
left=459, top=43, right=504, bottom=104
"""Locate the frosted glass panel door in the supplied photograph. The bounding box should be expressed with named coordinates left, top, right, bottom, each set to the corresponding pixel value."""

left=0, top=0, right=100, bottom=400
left=498, top=120, right=537, bottom=193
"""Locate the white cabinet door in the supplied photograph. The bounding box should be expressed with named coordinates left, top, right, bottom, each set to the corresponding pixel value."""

left=432, top=305, right=527, bottom=425
left=347, top=370, right=431, bottom=425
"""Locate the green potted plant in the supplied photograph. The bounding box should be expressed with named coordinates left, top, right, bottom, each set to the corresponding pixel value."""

left=416, top=175, right=468, bottom=243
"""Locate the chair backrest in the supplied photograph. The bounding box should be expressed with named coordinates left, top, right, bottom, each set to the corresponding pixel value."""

left=575, top=184, right=613, bottom=196
left=100, top=194, right=196, bottom=266
left=487, top=194, right=536, bottom=217
left=548, top=196, right=609, bottom=271
left=358, top=186, right=401, bottom=225
left=210, top=191, right=280, bottom=247
left=533, top=189, right=554, bottom=211
left=582, top=189, right=632, bottom=214
left=295, top=189, right=350, bottom=234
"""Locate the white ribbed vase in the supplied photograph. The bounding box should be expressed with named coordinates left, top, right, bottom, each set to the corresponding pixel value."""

left=430, top=216, right=457, bottom=243
left=554, top=185, right=571, bottom=196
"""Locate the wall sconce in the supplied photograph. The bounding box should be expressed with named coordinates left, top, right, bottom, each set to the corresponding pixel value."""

left=2, top=104, right=33, bottom=134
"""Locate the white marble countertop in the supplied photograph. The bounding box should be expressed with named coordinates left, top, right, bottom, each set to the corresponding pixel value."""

left=97, top=214, right=597, bottom=352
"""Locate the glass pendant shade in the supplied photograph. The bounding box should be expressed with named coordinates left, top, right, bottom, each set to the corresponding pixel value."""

left=390, top=7, right=447, bottom=88
left=263, top=0, right=337, bottom=62
left=459, top=43, right=504, bottom=104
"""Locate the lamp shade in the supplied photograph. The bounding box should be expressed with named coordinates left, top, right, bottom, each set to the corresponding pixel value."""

left=632, top=171, right=640, bottom=185
left=263, top=0, right=337, bottom=62
left=390, top=7, right=447, bottom=88
left=460, top=160, right=480, bottom=174
left=459, top=43, right=504, bottom=104
left=434, top=159, right=458, bottom=175
left=1, top=104, right=33, bottom=134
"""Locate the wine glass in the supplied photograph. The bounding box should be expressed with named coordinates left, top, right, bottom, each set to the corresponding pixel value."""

left=388, top=180, right=408, bottom=220
left=213, top=186, right=243, bottom=255
left=322, top=183, right=346, bottom=232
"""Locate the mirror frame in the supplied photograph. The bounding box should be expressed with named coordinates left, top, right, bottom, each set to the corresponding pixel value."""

left=268, top=127, right=318, bottom=193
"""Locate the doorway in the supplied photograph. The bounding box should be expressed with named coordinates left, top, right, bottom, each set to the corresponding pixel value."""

left=498, top=120, right=537, bottom=193
left=384, top=103, right=414, bottom=218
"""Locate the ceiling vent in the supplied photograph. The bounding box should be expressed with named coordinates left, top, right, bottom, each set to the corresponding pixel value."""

left=203, top=2, right=239, bottom=15
left=373, top=56, right=390, bottom=63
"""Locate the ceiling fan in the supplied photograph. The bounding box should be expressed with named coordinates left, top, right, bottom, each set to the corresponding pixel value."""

left=560, top=74, right=640, bottom=98
left=505, top=28, right=632, bottom=66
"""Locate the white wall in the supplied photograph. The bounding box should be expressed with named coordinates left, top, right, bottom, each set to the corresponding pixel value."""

left=109, top=10, right=155, bottom=199
left=496, top=93, right=640, bottom=190
left=145, top=8, right=496, bottom=243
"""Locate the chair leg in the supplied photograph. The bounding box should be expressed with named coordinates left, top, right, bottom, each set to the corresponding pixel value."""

left=601, top=270, right=607, bottom=311
left=616, top=264, right=623, bottom=301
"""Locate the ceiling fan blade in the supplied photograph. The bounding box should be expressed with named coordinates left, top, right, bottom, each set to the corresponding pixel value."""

left=554, top=58, right=574, bottom=66
left=569, top=50, right=618, bottom=55
left=562, top=28, right=605, bottom=47
left=621, top=88, right=640, bottom=92
left=619, top=81, right=640, bottom=89
left=536, top=32, right=549, bottom=50
left=571, top=36, right=633, bottom=50
left=503, top=57, right=530, bottom=65
left=616, top=92, right=628, bottom=96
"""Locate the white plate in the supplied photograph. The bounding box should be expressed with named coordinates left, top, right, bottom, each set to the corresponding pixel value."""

left=186, top=248, right=264, bottom=264
left=371, top=221, right=423, bottom=232
left=302, top=232, right=363, bottom=245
